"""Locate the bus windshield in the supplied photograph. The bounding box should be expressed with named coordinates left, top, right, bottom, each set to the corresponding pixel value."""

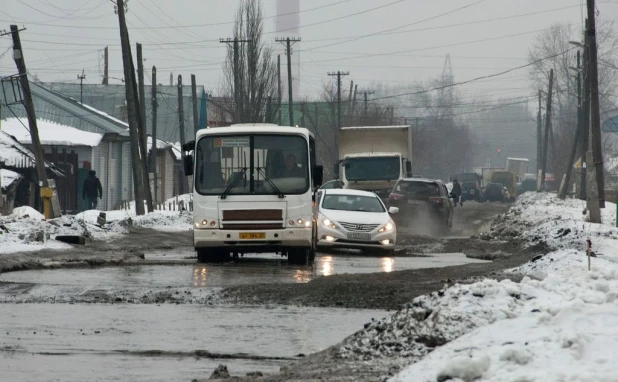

left=344, top=156, right=400, bottom=181
left=195, top=134, right=309, bottom=196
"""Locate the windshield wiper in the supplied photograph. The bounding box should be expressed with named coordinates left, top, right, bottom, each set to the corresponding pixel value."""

left=256, top=167, right=285, bottom=199
left=220, top=167, right=247, bottom=199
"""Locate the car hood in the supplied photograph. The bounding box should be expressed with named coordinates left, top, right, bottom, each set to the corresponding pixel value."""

left=319, top=209, right=391, bottom=225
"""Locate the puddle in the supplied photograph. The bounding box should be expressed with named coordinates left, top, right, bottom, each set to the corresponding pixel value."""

left=0, top=304, right=387, bottom=381
left=0, top=253, right=488, bottom=288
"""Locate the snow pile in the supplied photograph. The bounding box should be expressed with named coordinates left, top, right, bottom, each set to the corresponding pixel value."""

left=338, top=278, right=528, bottom=361
left=0, top=198, right=192, bottom=254
left=387, top=193, right=618, bottom=381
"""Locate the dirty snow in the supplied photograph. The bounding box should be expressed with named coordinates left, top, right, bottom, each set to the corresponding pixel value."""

left=386, top=192, right=618, bottom=381
left=1, top=118, right=103, bottom=147
left=0, top=196, right=192, bottom=254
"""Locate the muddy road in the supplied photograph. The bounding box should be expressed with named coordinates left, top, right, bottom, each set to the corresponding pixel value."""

left=0, top=201, right=536, bottom=381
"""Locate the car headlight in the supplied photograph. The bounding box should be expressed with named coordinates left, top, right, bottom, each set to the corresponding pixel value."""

left=321, top=217, right=337, bottom=229
left=378, top=221, right=394, bottom=233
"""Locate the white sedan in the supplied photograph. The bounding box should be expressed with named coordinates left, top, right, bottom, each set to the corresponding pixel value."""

left=316, top=189, right=398, bottom=255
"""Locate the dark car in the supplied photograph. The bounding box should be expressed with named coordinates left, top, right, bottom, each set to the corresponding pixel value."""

left=387, top=178, right=453, bottom=235
left=453, top=173, right=483, bottom=202
left=517, top=178, right=536, bottom=194
left=484, top=182, right=506, bottom=202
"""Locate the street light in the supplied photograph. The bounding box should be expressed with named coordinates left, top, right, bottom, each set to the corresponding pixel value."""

left=569, top=41, right=584, bottom=48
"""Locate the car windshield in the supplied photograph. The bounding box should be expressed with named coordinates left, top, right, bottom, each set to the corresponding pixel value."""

left=195, top=134, right=309, bottom=195
left=321, top=194, right=385, bottom=213
left=344, top=156, right=400, bottom=181
left=395, top=181, right=440, bottom=196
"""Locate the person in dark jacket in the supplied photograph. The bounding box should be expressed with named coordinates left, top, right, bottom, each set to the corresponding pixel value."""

left=83, top=170, right=103, bottom=209
left=451, top=179, right=463, bottom=207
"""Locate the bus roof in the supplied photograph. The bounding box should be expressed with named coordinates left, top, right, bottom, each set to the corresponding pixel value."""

left=196, top=124, right=314, bottom=139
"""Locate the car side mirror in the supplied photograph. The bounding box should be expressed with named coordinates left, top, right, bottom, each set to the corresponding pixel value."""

left=332, top=163, right=339, bottom=178
left=405, top=160, right=412, bottom=175
left=183, top=155, right=194, bottom=176
left=388, top=206, right=399, bottom=214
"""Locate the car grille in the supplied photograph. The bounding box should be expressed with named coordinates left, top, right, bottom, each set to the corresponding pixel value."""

left=338, top=222, right=379, bottom=232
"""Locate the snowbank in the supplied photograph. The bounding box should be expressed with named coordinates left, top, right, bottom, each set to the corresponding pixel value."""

left=0, top=197, right=193, bottom=254
left=388, top=193, right=618, bottom=381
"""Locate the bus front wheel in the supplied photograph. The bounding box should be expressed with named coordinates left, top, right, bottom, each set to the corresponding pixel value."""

left=288, top=248, right=314, bottom=265
left=197, top=248, right=229, bottom=263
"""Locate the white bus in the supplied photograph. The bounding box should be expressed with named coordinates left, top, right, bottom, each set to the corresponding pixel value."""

left=183, top=124, right=323, bottom=264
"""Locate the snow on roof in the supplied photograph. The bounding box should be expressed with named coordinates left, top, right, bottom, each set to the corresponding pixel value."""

left=0, top=129, right=37, bottom=168
left=1, top=169, right=22, bottom=190
left=146, top=136, right=182, bottom=160
left=79, top=102, right=130, bottom=130
left=506, top=157, right=529, bottom=162
left=1, top=118, right=103, bottom=147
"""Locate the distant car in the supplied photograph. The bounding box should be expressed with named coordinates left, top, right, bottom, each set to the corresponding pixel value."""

left=387, top=178, right=453, bottom=235
left=518, top=178, right=536, bottom=194
left=453, top=173, right=483, bottom=202
left=484, top=182, right=505, bottom=202
left=319, top=179, right=343, bottom=190
left=316, top=189, right=398, bottom=255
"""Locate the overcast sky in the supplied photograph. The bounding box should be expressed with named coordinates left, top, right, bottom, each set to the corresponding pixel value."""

left=1, top=0, right=616, bottom=104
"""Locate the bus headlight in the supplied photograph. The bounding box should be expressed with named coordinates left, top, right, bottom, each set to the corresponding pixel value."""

left=289, top=218, right=312, bottom=227
left=195, top=219, right=217, bottom=229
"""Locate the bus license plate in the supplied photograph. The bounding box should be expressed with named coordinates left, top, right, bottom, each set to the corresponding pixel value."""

left=239, top=232, right=266, bottom=240
left=347, top=232, right=371, bottom=240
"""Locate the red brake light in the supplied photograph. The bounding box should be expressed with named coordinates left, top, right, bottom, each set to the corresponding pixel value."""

left=429, top=197, right=443, bottom=204
left=389, top=192, right=405, bottom=201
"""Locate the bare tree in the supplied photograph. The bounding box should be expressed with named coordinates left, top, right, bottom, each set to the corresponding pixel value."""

left=222, top=0, right=277, bottom=123
left=528, top=20, right=618, bottom=175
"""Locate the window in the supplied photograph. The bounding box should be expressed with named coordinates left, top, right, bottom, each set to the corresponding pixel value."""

left=395, top=181, right=440, bottom=196
left=195, top=134, right=309, bottom=195
left=344, top=156, right=400, bottom=181
left=321, top=194, right=385, bottom=213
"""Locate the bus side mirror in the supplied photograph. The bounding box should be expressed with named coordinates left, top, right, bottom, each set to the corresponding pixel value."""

left=333, top=163, right=339, bottom=178
left=313, top=165, right=324, bottom=186
left=405, top=160, right=412, bottom=176
left=184, top=155, right=194, bottom=176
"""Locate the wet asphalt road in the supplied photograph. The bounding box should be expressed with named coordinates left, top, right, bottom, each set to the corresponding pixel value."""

left=0, top=201, right=507, bottom=381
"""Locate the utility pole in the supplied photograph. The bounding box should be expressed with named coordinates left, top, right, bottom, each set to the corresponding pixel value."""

left=77, top=70, right=86, bottom=104
left=581, top=20, right=591, bottom=201
left=151, top=65, right=158, bottom=204
left=277, top=54, right=282, bottom=125
left=136, top=42, right=153, bottom=212
left=328, top=71, right=350, bottom=129
left=102, top=46, right=109, bottom=85
left=347, top=80, right=353, bottom=117
left=539, top=69, right=554, bottom=192
left=191, top=74, right=199, bottom=136
left=170, top=72, right=173, bottom=86
left=178, top=74, right=187, bottom=194
left=360, top=90, right=374, bottom=119
left=559, top=52, right=582, bottom=200
left=7, top=25, right=52, bottom=214
left=220, top=38, right=251, bottom=123
left=115, top=0, right=145, bottom=215
left=536, top=90, right=542, bottom=177
left=586, top=0, right=605, bottom=210
left=351, top=84, right=358, bottom=117
left=276, top=37, right=301, bottom=126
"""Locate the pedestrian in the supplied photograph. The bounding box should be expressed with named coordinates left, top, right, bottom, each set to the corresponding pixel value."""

left=83, top=170, right=103, bottom=210
left=452, top=178, right=463, bottom=207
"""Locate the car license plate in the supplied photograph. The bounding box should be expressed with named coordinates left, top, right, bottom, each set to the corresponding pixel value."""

left=407, top=200, right=426, bottom=205
left=239, top=232, right=266, bottom=240
left=347, top=232, right=371, bottom=240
